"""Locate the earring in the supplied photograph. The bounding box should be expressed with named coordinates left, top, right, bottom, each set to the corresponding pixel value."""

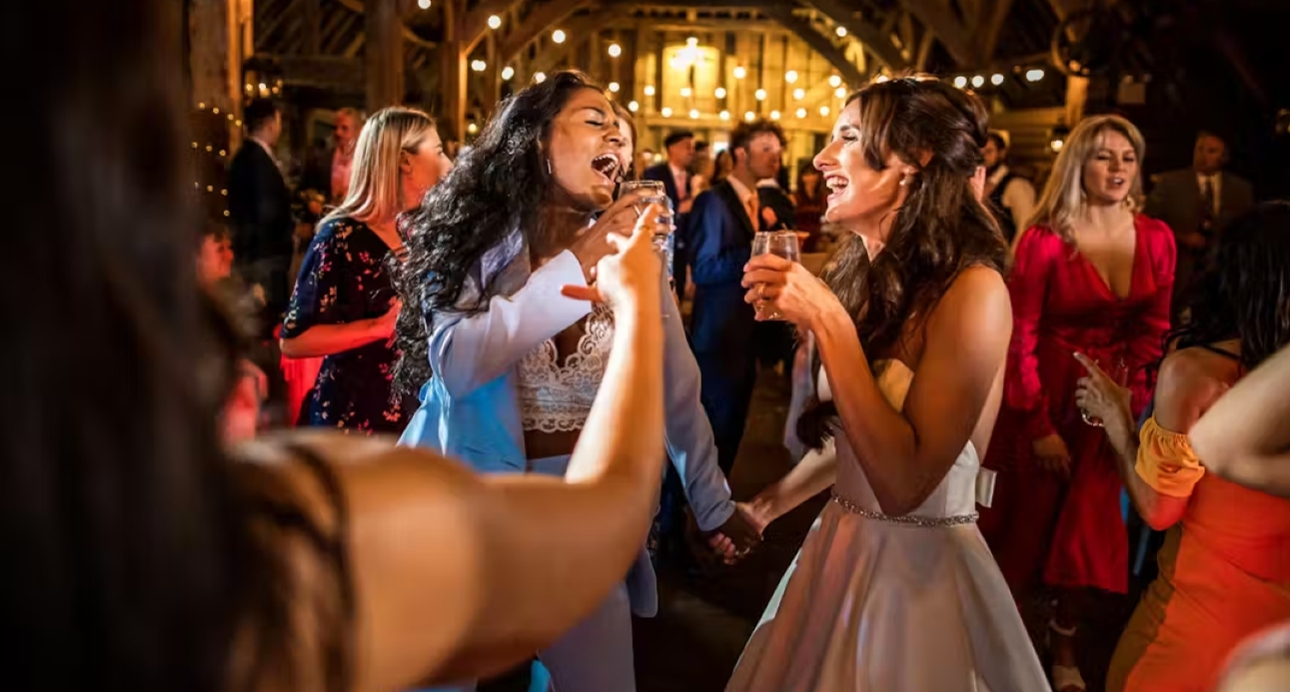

left=546, top=158, right=553, bottom=175
left=900, top=174, right=912, bottom=187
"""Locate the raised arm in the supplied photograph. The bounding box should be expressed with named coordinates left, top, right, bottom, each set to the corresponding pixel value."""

left=1190, top=344, right=1290, bottom=498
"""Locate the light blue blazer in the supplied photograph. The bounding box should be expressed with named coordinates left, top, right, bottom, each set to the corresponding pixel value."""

left=399, top=231, right=736, bottom=616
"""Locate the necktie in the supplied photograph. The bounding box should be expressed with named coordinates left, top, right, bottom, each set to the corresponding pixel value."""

left=1199, top=176, right=1216, bottom=232
left=745, top=194, right=759, bottom=230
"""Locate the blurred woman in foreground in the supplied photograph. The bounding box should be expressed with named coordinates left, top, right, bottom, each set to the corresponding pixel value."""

left=4, top=2, right=673, bottom=690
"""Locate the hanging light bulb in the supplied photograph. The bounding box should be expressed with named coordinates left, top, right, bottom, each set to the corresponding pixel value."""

left=607, top=43, right=622, bottom=58
left=487, top=15, right=502, bottom=29
left=953, top=75, right=968, bottom=88
left=501, top=66, right=514, bottom=80
left=793, top=88, right=805, bottom=100
left=681, top=86, right=693, bottom=97
left=836, top=26, right=847, bottom=37
left=608, top=82, right=620, bottom=93
left=467, top=123, right=479, bottom=134
left=689, top=109, right=700, bottom=119
left=628, top=100, right=639, bottom=112
left=785, top=70, right=798, bottom=83
left=733, top=66, right=747, bottom=79
left=534, top=71, right=546, bottom=83
left=715, top=87, right=727, bottom=99
left=1026, top=68, right=1045, bottom=82
left=828, top=75, right=842, bottom=88
left=971, top=75, right=985, bottom=88
left=719, top=110, right=731, bottom=120
left=770, top=110, right=781, bottom=120
left=644, top=85, right=656, bottom=96
left=471, top=60, right=487, bottom=72
left=795, top=107, right=807, bottom=118
left=416, top=0, right=430, bottom=8
left=819, top=105, right=830, bottom=117
left=552, top=29, right=566, bottom=44
left=661, top=107, right=673, bottom=117
left=991, top=73, right=1005, bottom=85
left=744, top=111, right=755, bottom=122
left=835, top=87, right=847, bottom=98
left=754, top=88, right=767, bottom=101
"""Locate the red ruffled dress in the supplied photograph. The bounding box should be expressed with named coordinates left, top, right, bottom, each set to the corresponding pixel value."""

left=979, top=217, right=1175, bottom=594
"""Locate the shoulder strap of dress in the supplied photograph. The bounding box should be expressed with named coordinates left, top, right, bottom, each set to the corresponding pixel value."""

left=1198, top=343, right=1241, bottom=361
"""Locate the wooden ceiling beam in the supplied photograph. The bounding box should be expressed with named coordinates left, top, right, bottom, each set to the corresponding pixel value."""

left=899, top=0, right=974, bottom=67
left=978, top=0, right=1016, bottom=65
left=758, top=4, right=867, bottom=87
left=498, top=0, right=596, bottom=63
left=803, top=0, right=909, bottom=71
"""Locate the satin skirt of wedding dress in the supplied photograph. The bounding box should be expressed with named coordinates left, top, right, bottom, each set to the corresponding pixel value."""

left=726, top=361, right=1047, bottom=692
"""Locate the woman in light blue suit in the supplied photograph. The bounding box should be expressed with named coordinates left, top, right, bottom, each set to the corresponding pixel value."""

left=391, top=71, right=760, bottom=692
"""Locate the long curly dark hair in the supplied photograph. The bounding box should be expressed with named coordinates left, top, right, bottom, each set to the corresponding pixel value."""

left=391, top=70, right=604, bottom=396
left=1165, top=201, right=1290, bottom=370
left=797, top=76, right=1006, bottom=450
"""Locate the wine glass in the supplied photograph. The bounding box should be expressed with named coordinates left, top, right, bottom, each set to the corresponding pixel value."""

left=1080, top=356, right=1129, bottom=427
left=751, top=231, right=801, bottom=321
left=618, top=180, right=675, bottom=281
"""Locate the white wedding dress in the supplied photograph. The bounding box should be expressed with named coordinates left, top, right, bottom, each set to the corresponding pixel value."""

left=726, top=360, right=1047, bottom=692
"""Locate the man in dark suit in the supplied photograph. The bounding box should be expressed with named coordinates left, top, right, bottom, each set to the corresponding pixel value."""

left=644, top=130, right=696, bottom=290
left=228, top=99, right=295, bottom=326
left=687, top=119, right=786, bottom=473
left=1145, top=131, right=1255, bottom=312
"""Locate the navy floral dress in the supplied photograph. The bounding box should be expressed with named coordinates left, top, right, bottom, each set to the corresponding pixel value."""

left=282, top=217, right=413, bottom=433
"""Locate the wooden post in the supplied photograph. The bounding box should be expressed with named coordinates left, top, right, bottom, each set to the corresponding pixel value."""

left=188, top=0, right=247, bottom=148
left=302, top=0, right=322, bottom=55
left=1065, top=75, right=1088, bottom=128
left=438, top=0, right=467, bottom=143
left=365, top=0, right=404, bottom=112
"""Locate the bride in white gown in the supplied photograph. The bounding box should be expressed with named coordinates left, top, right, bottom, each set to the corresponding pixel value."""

left=726, top=76, right=1047, bottom=691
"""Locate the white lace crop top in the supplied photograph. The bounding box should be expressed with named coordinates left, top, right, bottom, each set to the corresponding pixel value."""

left=516, top=303, right=614, bottom=433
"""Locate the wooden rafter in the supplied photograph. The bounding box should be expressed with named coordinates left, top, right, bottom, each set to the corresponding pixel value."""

left=803, top=0, right=910, bottom=71
left=497, top=0, right=596, bottom=63
left=900, top=0, right=974, bottom=66
left=759, top=5, right=867, bottom=86
left=978, top=0, right=1015, bottom=65
left=462, top=0, right=522, bottom=56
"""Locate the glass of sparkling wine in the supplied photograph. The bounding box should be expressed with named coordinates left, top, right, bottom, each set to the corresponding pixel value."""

left=751, top=231, right=801, bottom=321
left=617, top=180, right=674, bottom=274
left=1080, top=356, right=1129, bottom=427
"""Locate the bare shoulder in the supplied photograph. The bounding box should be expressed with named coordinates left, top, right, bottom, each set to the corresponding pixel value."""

left=934, top=266, right=1011, bottom=325
left=1156, top=348, right=1239, bottom=427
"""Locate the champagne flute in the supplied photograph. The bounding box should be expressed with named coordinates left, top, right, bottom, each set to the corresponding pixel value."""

left=1080, top=356, right=1129, bottom=427
left=618, top=180, right=675, bottom=282
left=751, top=231, right=801, bottom=321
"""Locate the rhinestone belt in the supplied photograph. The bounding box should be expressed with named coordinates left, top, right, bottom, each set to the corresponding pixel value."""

left=831, top=491, right=978, bottom=527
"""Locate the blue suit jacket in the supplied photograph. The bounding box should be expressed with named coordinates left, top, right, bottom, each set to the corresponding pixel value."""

left=688, top=180, right=760, bottom=356
left=398, top=231, right=735, bottom=615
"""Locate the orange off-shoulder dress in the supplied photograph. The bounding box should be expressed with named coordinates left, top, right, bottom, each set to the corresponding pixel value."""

left=1107, top=414, right=1290, bottom=692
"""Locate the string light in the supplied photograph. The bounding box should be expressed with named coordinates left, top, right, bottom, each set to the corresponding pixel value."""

left=819, top=105, right=830, bottom=117
left=744, top=111, right=755, bottom=122
left=198, top=102, right=206, bottom=109
left=754, top=88, right=767, bottom=101
left=607, top=43, right=622, bottom=58
left=770, top=110, right=781, bottom=120
left=1026, top=68, right=1045, bottom=82
left=836, top=26, right=847, bottom=37
left=467, top=122, right=479, bottom=134
left=793, top=88, right=805, bottom=100
left=644, top=85, right=656, bottom=96
left=785, top=70, right=798, bottom=83
left=971, top=75, right=984, bottom=88
left=534, top=71, right=546, bottom=83
left=487, top=15, right=501, bottom=29
left=501, top=66, right=514, bottom=80
left=953, top=75, right=968, bottom=88
left=733, top=66, right=747, bottom=79
left=628, top=100, right=639, bottom=112
left=719, top=110, right=731, bottom=120
left=681, top=86, right=693, bottom=97
left=796, top=107, right=807, bottom=118
left=219, top=149, right=227, bottom=156
left=715, top=87, right=727, bottom=99
left=991, top=73, right=1005, bottom=85
left=828, top=75, right=842, bottom=88
left=551, top=29, right=566, bottom=44
left=661, top=107, right=673, bottom=117
left=835, top=87, right=847, bottom=98
left=471, top=59, right=487, bottom=72
left=212, top=107, right=220, bottom=114
left=689, top=109, right=699, bottom=119
left=608, top=82, right=620, bottom=93
left=416, top=0, right=430, bottom=8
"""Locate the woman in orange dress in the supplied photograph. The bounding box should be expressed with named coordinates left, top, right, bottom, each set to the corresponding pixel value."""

left=1076, top=202, right=1290, bottom=692
left=978, top=115, right=1175, bottom=692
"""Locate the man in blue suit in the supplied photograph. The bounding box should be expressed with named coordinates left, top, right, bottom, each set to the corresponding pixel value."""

left=688, top=119, right=786, bottom=473
left=643, top=130, right=696, bottom=289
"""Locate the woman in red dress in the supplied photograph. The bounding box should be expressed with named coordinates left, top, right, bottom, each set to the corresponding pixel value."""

left=978, top=114, right=1176, bottom=692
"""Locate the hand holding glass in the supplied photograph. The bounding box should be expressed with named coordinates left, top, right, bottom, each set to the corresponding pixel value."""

left=751, top=231, right=801, bottom=321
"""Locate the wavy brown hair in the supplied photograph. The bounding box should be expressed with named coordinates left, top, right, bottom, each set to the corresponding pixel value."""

left=797, top=76, right=1007, bottom=449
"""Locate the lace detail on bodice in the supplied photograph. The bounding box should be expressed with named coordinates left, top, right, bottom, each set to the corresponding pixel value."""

left=517, top=303, right=614, bottom=433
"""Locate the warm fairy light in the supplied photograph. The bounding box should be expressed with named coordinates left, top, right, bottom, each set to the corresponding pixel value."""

left=552, top=29, right=566, bottom=44
left=501, top=66, right=514, bottom=80
left=744, top=111, right=755, bottom=121
left=1026, top=68, right=1045, bottom=82
left=628, top=100, right=639, bottom=112
left=785, top=70, right=798, bottom=83
left=417, top=0, right=430, bottom=8
left=795, top=107, right=807, bottom=118
left=534, top=71, right=546, bottom=83
left=219, top=149, right=227, bottom=156
left=661, top=107, right=673, bottom=117
left=971, top=75, right=985, bottom=88
left=793, top=88, right=805, bottom=100
left=608, top=43, right=622, bottom=58
left=467, top=123, right=479, bottom=134
left=715, top=87, right=727, bottom=99
left=733, top=66, right=747, bottom=80
left=644, top=85, right=656, bottom=96
left=205, top=145, right=213, bottom=152
left=836, top=26, right=847, bottom=37
left=487, top=15, right=501, bottom=29
left=198, top=102, right=206, bottom=109
left=191, top=141, right=198, bottom=148
left=770, top=110, right=781, bottom=120
left=471, top=60, right=487, bottom=72
left=754, top=88, right=767, bottom=101
left=953, top=75, right=968, bottom=88
left=608, top=82, right=620, bottom=93
left=991, top=73, right=1005, bottom=85
left=681, top=86, right=693, bottom=97
left=835, top=87, right=847, bottom=98
left=719, top=110, right=731, bottom=120
left=828, top=75, right=842, bottom=88
left=212, top=107, right=220, bottom=114
left=819, top=105, right=830, bottom=117
left=689, top=109, right=700, bottom=119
